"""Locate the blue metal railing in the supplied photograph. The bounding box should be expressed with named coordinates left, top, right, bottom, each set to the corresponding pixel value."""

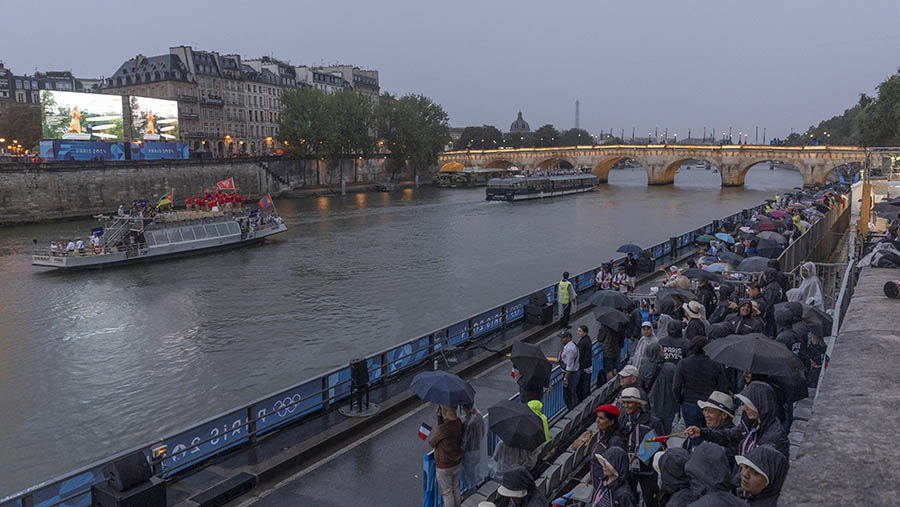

left=0, top=202, right=771, bottom=507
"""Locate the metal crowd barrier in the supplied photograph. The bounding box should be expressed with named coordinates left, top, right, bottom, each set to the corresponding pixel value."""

left=0, top=203, right=772, bottom=507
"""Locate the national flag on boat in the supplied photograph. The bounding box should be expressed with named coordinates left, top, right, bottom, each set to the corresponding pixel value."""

left=259, top=193, right=273, bottom=209
left=418, top=422, right=432, bottom=440
left=156, top=190, right=174, bottom=208
left=216, top=177, right=235, bottom=191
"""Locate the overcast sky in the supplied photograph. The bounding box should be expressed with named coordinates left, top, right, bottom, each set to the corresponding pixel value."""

left=4, top=0, right=900, bottom=139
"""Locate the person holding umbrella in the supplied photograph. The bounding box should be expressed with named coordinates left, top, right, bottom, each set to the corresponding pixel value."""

left=509, top=341, right=551, bottom=405
left=488, top=401, right=544, bottom=479
left=460, top=403, right=487, bottom=496
left=624, top=252, right=638, bottom=293
left=428, top=405, right=464, bottom=507
left=558, top=271, right=577, bottom=328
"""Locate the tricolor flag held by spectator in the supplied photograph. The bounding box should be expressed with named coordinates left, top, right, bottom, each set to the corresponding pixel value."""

left=216, top=177, right=235, bottom=191
left=418, top=422, right=432, bottom=440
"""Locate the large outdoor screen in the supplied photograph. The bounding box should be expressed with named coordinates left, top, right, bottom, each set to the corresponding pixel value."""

left=130, top=96, right=179, bottom=141
left=40, top=90, right=124, bottom=141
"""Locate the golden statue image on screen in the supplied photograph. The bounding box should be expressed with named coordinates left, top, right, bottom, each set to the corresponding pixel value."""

left=146, top=110, right=156, bottom=135
left=67, top=106, right=82, bottom=134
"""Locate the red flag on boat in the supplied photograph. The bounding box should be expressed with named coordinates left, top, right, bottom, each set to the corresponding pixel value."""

left=216, top=178, right=235, bottom=191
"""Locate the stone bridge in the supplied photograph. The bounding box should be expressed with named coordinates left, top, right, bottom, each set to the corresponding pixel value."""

left=437, top=145, right=867, bottom=187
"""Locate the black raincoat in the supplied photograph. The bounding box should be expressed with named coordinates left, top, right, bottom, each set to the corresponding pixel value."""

left=737, top=445, right=788, bottom=507
left=590, top=427, right=626, bottom=488
left=684, top=442, right=747, bottom=506
left=710, top=284, right=738, bottom=324
left=722, top=312, right=765, bottom=336
left=592, top=447, right=636, bottom=507
left=658, top=448, right=696, bottom=507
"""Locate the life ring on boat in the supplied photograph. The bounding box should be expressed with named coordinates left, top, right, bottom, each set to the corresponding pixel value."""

left=92, top=244, right=102, bottom=254
left=56, top=241, right=64, bottom=252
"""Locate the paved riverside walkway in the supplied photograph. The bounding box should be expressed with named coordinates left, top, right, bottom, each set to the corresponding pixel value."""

left=780, top=265, right=900, bottom=505
left=225, top=311, right=597, bottom=507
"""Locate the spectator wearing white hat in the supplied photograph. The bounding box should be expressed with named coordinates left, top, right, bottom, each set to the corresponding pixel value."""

left=617, top=387, right=663, bottom=506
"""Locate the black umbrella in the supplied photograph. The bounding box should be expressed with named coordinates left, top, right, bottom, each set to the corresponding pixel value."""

left=718, top=250, right=745, bottom=266
left=814, top=203, right=830, bottom=213
left=756, top=239, right=783, bottom=259
left=617, top=243, right=642, bottom=255
left=763, top=369, right=809, bottom=404
left=705, top=333, right=806, bottom=378
left=487, top=400, right=546, bottom=451
left=509, top=341, right=552, bottom=389
left=593, top=306, right=629, bottom=331
left=590, top=290, right=633, bottom=310
left=737, top=256, right=770, bottom=272
left=657, top=287, right=696, bottom=304
left=757, top=231, right=787, bottom=245
left=800, top=304, right=833, bottom=337
left=682, top=268, right=723, bottom=283
left=872, top=203, right=900, bottom=214
left=410, top=370, right=475, bottom=406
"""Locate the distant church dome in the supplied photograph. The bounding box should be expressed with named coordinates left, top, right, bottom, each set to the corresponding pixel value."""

left=510, top=111, right=531, bottom=134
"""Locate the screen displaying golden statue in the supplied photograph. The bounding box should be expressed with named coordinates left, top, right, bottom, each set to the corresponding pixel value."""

left=67, top=106, right=83, bottom=134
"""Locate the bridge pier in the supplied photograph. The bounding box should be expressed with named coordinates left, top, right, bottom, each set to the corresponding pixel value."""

left=646, top=164, right=675, bottom=185
left=720, top=164, right=745, bottom=187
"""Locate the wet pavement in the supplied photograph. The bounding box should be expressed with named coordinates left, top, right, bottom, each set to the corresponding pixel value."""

left=226, top=312, right=593, bottom=507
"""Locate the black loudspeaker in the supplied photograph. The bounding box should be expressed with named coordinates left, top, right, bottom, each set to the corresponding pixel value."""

left=103, top=451, right=151, bottom=492
left=529, top=290, right=548, bottom=306
left=524, top=304, right=553, bottom=325
left=350, top=358, right=368, bottom=389
left=92, top=477, right=166, bottom=507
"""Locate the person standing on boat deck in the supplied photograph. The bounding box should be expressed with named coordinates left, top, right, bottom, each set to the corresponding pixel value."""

left=75, top=238, right=85, bottom=255
left=624, top=252, right=638, bottom=293
left=49, top=241, right=58, bottom=256
left=66, top=240, right=75, bottom=254
left=117, top=204, right=125, bottom=216
left=558, top=272, right=576, bottom=328
left=91, top=234, right=100, bottom=252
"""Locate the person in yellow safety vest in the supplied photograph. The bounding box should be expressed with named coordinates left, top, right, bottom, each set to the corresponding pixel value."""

left=558, top=271, right=576, bottom=328
left=527, top=400, right=551, bottom=443
left=775, top=193, right=781, bottom=207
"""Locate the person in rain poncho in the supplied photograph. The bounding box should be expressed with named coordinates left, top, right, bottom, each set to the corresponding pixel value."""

left=685, top=381, right=789, bottom=485
left=709, top=283, right=738, bottom=324
left=460, top=404, right=488, bottom=495
left=786, top=261, right=824, bottom=311
left=723, top=300, right=765, bottom=336
left=629, top=321, right=657, bottom=375
left=735, top=445, right=788, bottom=507
left=653, top=447, right=695, bottom=507
left=664, top=266, right=692, bottom=290
left=592, top=447, right=636, bottom=507
left=526, top=400, right=550, bottom=443
left=497, top=465, right=549, bottom=507
left=673, top=336, right=730, bottom=442
left=639, top=342, right=679, bottom=434
left=791, top=213, right=806, bottom=234
left=682, top=442, right=748, bottom=506
left=617, top=388, right=664, bottom=506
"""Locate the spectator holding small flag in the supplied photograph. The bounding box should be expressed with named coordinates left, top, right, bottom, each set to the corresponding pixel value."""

left=428, top=405, right=463, bottom=507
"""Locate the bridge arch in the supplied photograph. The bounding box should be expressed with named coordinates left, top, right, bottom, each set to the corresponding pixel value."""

left=484, top=159, right=516, bottom=169
left=592, top=156, right=652, bottom=184
left=661, top=157, right=721, bottom=185
left=439, top=161, right=465, bottom=172
left=536, top=157, right=576, bottom=171
left=732, top=158, right=805, bottom=187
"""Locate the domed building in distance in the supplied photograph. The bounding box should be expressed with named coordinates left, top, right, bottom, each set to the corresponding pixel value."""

left=509, top=111, right=531, bottom=135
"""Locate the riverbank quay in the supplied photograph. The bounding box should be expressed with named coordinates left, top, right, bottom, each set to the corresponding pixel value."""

left=0, top=156, right=427, bottom=225
left=779, top=267, right=900, bottom=504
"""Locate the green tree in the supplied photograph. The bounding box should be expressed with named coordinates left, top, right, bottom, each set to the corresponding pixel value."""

left=322, top=89, right=376, bottom=183
left=532, top=124, right=560, bottom=147
left=559, top=128, right=593, bottom=147
left=376, top=93, right=450, bottom=180
left=504, top=132, right=533, bottom=148
left=0, top=102, right=42, bottom=151
left=454, top=125, right=503, bottom=150
left=279, top=86, right=330, bottom=159
left=857, top=72, right=900, bottom=146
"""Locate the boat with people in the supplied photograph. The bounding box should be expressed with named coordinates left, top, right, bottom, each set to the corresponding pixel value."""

left=485, top=173, right=599, bottom=201
left=32, top=190, right=287, bottom=270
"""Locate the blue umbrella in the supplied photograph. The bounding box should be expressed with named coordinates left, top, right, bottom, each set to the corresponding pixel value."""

left=410, top=370, right=475, bottom=406
left=715, top=232, right=736, bottom=244
left=617, top=243, right=642, bottom=255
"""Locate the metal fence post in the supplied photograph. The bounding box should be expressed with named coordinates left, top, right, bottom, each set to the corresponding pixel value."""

left=247, top=406, right=257, bottom=444
left=321, top=376, right=330, bottom=411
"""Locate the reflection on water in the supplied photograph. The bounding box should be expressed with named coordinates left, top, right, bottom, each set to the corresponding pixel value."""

left=0, top=167, right=801, bottom=495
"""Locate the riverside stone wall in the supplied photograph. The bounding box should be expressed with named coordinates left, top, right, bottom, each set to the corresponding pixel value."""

left=0, top=156, right=426, bottom=224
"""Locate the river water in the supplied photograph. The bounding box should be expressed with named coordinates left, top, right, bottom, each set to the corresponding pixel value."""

left=0, top=166, right=801, bottom=495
